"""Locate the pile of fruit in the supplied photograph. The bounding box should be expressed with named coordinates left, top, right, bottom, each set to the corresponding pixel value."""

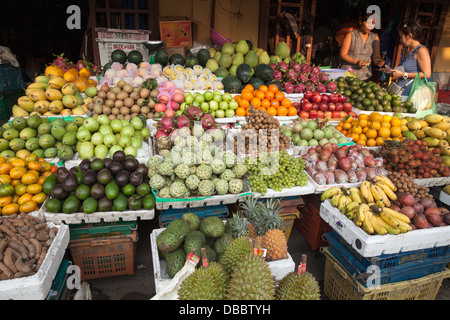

left=181, top=91, right=238, bottom=119
left=157, top=205, right=321, bottom=300
left=233, top=84, right=296, bottom=117
left=49, top=53, right=102, bottom=76
left=74, top=115, right=150, bottom=160
left=100, top=61, right=162, bottom=89
left=13, top=73, right=94, bottom=117
left=88, top=79, right=158, bottom=120
left=334, top=77, right=416, bottom=114
left=321, top=176, right=414, bottom=235
left=295, top=91, right=356, bottom=120
left=271, top=60, right=337, bottom=94
left=44, top=152, right=155, bottom=215
left=1, top=115, right=85, bottom=161
left=304, top=143, right=385, bottom=186
left=336, top=112, right=406, bottom=146
left=0, top=155, right=53, bottom=216
left=282, top=119, right=349, bottom=148
left=236, top=108, right=291, bottom=154
left=161, top=63, right=223, bottom=91
left=387, top=171, right=432, bottom=199
left=402, top=114, right=450, bottom=163
left=388, top=191, right=449, bottom=229
left=245, top=151, right=308, bottom=195
left=375, top=139, right=450, bottom=179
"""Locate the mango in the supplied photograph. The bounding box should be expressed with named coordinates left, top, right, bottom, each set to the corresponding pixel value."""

left=45, top=88, right=63, bottom=101
left=35, top=75, right=50, bottom=84
left=402, top=131, right=417, bottom=141
left=62, top=95, right=78, bottom=108
left=48, top=100, right=64, bottom=114
left=407, top=120, right=422, bottom=130
left=28, top=89, right=47, bottom=102
left=27, top=82, right=49, bottom=91
left=61, top=83, right=77, bottom=95
left=71, top=106, right=87, bottom=115
left=48, top=76, right=66, bottom=90
left=440, top=146, right=450, bottom=156
left=425, top=127, right=447, bottom=139
left=33, top=100, right=50, bottom=114
left=17, top=96, right=35, bottom=113
left=413, top=129, right=426, bottom=139
left=60, top=109, right=73, bottom=116
left=439, top=139, right=449, bottom=148
left=12, top=105, right=29, bottom=117
left=432, top=121, right=450, bottom=131
left=424, top=114, right=444, bottom=125
left=423, top=137, right=440, bottom=147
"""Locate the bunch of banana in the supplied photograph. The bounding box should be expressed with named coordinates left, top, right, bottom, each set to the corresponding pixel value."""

left=360, top=175, right=397, bottom=207
left=353, top=204, right=413, bottom=235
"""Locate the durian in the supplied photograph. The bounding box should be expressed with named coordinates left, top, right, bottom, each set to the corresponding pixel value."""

left=276, top=271, right=321, bottom=300
left=218, top=236, right=253, bottom=275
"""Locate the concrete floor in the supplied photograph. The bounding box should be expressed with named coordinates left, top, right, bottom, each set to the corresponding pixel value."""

left=82, top=213, right=450, bottom=301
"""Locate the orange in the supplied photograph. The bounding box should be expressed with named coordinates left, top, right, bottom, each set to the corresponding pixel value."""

left=267, top=107, right=277, bottom=116
left=281, top=98, right=292, bottom=108
left=336, top=125, right=343, bottom=132
left=352, top=125, right=362, bottom=135
left=356, top=139, right=367, bottom=146
left=244, top=84, right=255, bottom=92
left=259, top=85, right=268, bottom=92
left=268, top=84, right=279, bottom=92
left=370, top=121, right=381, bottom=131
left=239, top=99, right=250, bottom=109
left=366, top=138, right=377, bottom=147
left=234, top=95, right=242, bottom=103
left=345, top=116, right=354, bottom=123
left=358, top=134, right=367, bottom=141
left=382, top=114, right=392, bottom=123
left=265, top=90, right=275, bottom=101
left=366, top=129, right=378, bottom=139
left=270, top=100, right=280, bottom=108
left=369, top=112, right=383, bottom=123
left=288, top=107, right=297, bottom=116
left=378, top=127, right=391, bottom=139
left=362, top=126, right=369, bottom=133
left=250, top=97, right=261, bottom=108
left=343, top=122, right=352, bottom=130
left=277, top=106, right=288, bottom=116
left=358, top=114, right=370, bottom=121
left=241, top=90, right=254, bottom=102
left=261, top=99, right=271, bottom=109
left=390, top=126, right=402, bottom=137
left=254, top=90, right=266, bottom=100
left=375, top=137, right=385, bottom=146
left=381, top=121, right=391, bottom=129
left=351, top=133, right=360, bottom=142
left=338, top=121, right=344, bottom=127
left=275, top=91, right=285, bottom=101
left=390, top=118, right=402, bottom=127
left=358, top=118, right=368, bottom=128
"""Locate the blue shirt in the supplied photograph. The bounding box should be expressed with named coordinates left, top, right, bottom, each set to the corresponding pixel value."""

left=397, top=45, right=430, bottom=97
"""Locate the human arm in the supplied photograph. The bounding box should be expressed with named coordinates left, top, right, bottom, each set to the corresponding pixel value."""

left=372, top=34, right=384, bottom=67
left=392, top=47, right=432, bottom=79
left=340, top=32, right=368, bottom=68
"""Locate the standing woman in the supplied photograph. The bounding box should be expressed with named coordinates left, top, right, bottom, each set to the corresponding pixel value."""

left=340, top=14, right=384, bottom=80
left=391, top=21, right=432, bottom=99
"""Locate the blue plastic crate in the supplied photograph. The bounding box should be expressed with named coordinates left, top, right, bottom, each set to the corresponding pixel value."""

left=325, top=231, right=450, bottom=287
left=159, top=204, right=229, bottom=228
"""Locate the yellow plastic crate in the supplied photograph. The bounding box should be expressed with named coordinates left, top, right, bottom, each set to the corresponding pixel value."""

left=280, top=211, right=299, bottom=241
left=322, top=247, right=450, bottom=300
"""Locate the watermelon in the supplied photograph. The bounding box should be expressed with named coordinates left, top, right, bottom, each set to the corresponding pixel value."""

left=196, top=48, right=210, bottom=67
left=185, top=54, right=199, bottom=68
left=111, top=49, right=127, bottom=64
left=169, top=53, right=185, bottom=66
left=236, top=63, right=253, bottom=83
left=253, top=64, right=274, bottom=82
left=127, top=50, right=143, bottom=64
left=222, top=76, right=243, bottom=94
left=154, top=50, right=169, bottom=66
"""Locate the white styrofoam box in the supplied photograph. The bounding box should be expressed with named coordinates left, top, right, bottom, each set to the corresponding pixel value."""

left=0, top=223, right=69, bottom=300
left=351, top=107, right=417, bottom=118
left=320, top=200, right=450, bottom=257
left=252, top=182, right=316, bottom=199
left=414, top=176, right=450, bottom=188
left=306, top=171, right=362, bottom=192
left=151, top=228, right=295, bottom=294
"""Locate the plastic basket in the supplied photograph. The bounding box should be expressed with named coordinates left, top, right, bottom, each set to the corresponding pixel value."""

left=322, top=247, right=450, bottom=300
left=159, top=204, right=229, bottom=228
left=69, top=230, right=138, bottom=281
left=325, top=231, right=450, bottom=287
left=210, top=28, right=232, bottom=46
left=437, top=83, right=450, bottom=104
left=294, top=194, right=332, bottom=250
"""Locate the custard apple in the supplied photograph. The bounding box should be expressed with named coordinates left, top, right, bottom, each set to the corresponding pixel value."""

left=198, top=180, right=215, bottom=196
left=232, top=163, right=248, bottom=178
left=170, top=181, right=188, bottom=198
left=210, top=159, right=226, bottom=175
left=185, top=174, right=201, bottom=190
left=220, top=169, right=235, bottom=181
left=158, top=187, right=171, bottom=198
left=196, top=164, right=212, bottom=180
left=175, top=163, right=191, bottom=180
left=215, top=178, right=229, bottom=195
left=211, top=128, right=226, bottom=142
left=229, top=179, right=244, bottom=194
left=223, top=151, right=237, bottom=168
left=150, top=174, right=166, bottom=190
left=147, top=156, right=163, bottom=170
left=178, top=126, right=191, bottom=138
left=192, top=124, right=204, bottom=137
left=157, top=161, right=174, bottom=176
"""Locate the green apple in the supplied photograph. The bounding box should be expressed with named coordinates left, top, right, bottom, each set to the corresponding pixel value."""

left=229, top=99, right=238, bottom=110
left=219, top=101, right=228, bottom=110
left=184, top=94, right=194, bottom=105
left=203, top=91, right=214, bottom=102
left=200, top=102, right=209, bottom=112
left=222, top=93, right=232, bottom=102
left=215, top=110, right=225, bottom=118
left=194, top=94, right=205, bottom=104
left=226, top=109, right=235, bottom=118
left=213, top=93, right=223, bottom=103
left=180, top=102, right=187, bottom=111
left=209, top=100, right=219, bottom=111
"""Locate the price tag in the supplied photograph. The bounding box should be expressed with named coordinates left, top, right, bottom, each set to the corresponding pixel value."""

left=186, top=252, right=200, bottom=266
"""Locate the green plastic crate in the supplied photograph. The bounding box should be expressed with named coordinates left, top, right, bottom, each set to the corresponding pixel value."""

left=69, top=220, right=137, bottom=240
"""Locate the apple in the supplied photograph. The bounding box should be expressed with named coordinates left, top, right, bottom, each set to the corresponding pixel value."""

left=225, top=109, right=235, bottom=117
left=338, top=95, right=347, bottom=103
left=215, top=109, right=225, bottom=118
left=302, top=101, right=313, bottom=112
left=329, top=94, right=339, bottom=104
left=340, top=111, right=348, bottom=118
left=319, top=102, right=328, bottom=112
left=194, top=94, right=205, bottom=104
left=311, top=103, right=319, bottom=111
left=304, top=91, right=313, bottom=100
left=343, top=102, right=353, bottom=112
left=311, top=94, right=322, bottom=104
left=300, top=98, right=310, bottom=107
left=309, top=110, right=318, bottom=119
left=335, top=103, right=344, bottom=112
left=213, top=93, right=223, bottom=103
left=328, top=102, right=336, bottom=112
left=332, top=111, right=341, bottom=119
left=324, top=111, right=332, bottom=119
left=317, top=110, right=325, bottom=119
left=209, top=100, right=219, bottom=111
left=219, top=101, right=229, bottom=110
left=299, top=110, right=309, bottom=119
left=222, top=93, right=233, bottom=102
left=321, top=94, right=330, bottom=104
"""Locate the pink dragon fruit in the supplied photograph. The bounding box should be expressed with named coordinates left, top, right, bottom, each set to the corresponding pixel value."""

left=316, top=83, right=326, bottom=93
left=297, top=73, right=309, bottom=83
left=311, top=66, right=321, bottom=75
left=176, top=115, right=191, bottom=129
left=277, top=61, right=289, bottom=73
left=305, top=82, right=316, bottom=92
left=158, top=115, right=175, bottom=133
left=273, top=69, right=283, bottom=81
left=286, top=69, right=298, bottom=83
left=290, top=62, right=302, bottom=73
left=155, top=129, right=169, bottom=140
left=318, top=72, right=329, bottom=82
left=201, top=114, right=216, bottom=130
left=294, top=83, right=306, bottom=93
left=186, top=105, right=202, bottom=121
left=283, top=82, right=295, bottom=94
left=326, top=81, right=337, bottom=93
left=300, top=63, right=311, bottom=74
left=309, top=74, right=319, bottom=85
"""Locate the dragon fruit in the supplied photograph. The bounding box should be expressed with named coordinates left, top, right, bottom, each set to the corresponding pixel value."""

left=316, top=83, right=327, bottom=93
left=297, top=73, right=309, bottom=83
left=277, top=61, right=289, bottom=73
left=286, top=69, right=298, bottom=83
left=156, top=129, right=169, bottom=140
left=176, top=115, right=191, bottom=129
left=326, top=81, right=337, bottom=93
left=289, top=62, right=302, bottom=73
left=201, top=114, right=216, bottom=130
left=308, top=74, right=319, bottom=85
left=311, top=66, right=321, bottom=75
left=318, top=72, right=329, bottom=82
left=294, top=83, right=306, bottom=93
left=305, top=82, right=316, bottom=92
left=158, top=115, right=175, bottom=133
left=283, top=82, right=295, bottom=94
left=273, top=69, right=283, bottom=81
left=186, top=105, right=202, bottom=121
left=300, top=63, right=311, bottom=74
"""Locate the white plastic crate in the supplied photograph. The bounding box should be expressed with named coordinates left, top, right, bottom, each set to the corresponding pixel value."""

left=96, top=38, right=150, bottom=67
left=320, top=200, right=450, bottom=257
left=0, top=223, right=69, bottom=300
left=151, top=228, right=295, bottom=294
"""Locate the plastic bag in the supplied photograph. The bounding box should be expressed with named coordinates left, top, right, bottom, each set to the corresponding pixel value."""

left=408, top=73, right=437, bottom=112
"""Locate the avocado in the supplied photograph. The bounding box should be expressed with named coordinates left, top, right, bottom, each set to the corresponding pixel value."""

left=97, top=168, right=112, bottom=185
left=62, top=195, right=80, bottom=214
left=136, top=183, right=151, bottom=196
left=121, top=183, right=135, bottom=197
left=98, top=196, right=113, bottom=212
left=90, top=183, right=105, bottom=200
left=90, top=158, right=104, bottom=172
left=75, top=184, right=91, bottom=201
left=42, top=173, right=57, bottom=196
left=128, top=194, right=142, bottom=210
left=113, top=193, right=128, bottom=212
left=45, top=198, right=62, bottom=213
left=105, top=181, right=119, bottom=200
left=142, top=194, right=156, bottom=210
left=82, top=197, right=97, bottom=214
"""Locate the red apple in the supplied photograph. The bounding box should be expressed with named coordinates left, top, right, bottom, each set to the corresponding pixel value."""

left=319, top=102, right=328, bottom=112
left=311, top=94, right=322, bottom=104
left=304, top=91, right=313, bottom=100
left=321, top=94, right=330, bottom=103
left=309, top=110, right=318, bottom=119
left=311, top=103, right=319, bottom=111
left=336, top=103, right=344, bottom=112
left=324, top=111, right=332, bottom=119
left=332, top=111, right=341, bottom=119
left=299, top=110, right=309, bottom=119
left=343, top=102, right=353, bottom=112
left=340, top=111, right=348, bottom=118
left=328, top=102, right=336, bottom=112
left=317, top=110, right=325, bottom=118
left=329, top=94, right=339, bottom=103
left=338, top=95, right=347, bottom=103
left=300, top=98, right=310, bottom=107
left=302, top=101, right=313, bottom=112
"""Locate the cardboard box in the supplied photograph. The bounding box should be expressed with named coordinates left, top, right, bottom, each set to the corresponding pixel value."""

left=159, top=16, right=192, bottom=48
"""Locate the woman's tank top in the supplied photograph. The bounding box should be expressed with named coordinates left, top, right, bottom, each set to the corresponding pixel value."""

left=341, top=30, right=378, bottom=80
left=396, top=45, right=429, bottom=97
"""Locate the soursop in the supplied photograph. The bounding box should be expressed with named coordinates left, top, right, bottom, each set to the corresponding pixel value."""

left=210, top=159, right=226, bottom=175
left=169, top=181, right=188, bottom=198
left=156, top=228, right=184, bottom=253
left=185, top=174, right=201, bottom=190
left=165, top=247, right=186, bottom=278
left=229, top=179, right=244, bottom=194
left=167, top=219, right=191, bottom=237
left=184, top=230, right=206, bottom=259
left=200, top=216, right=225, bottom=238
left=181, top=212, right=201, bottom=231
left=196, top=164, right=212, bottom=180
left=174, top=163, right=191, bottom=179
left=215, top=178, right=229, bottom=195
left=220, top=169, right=235, bottom=181
left=198, top=179, right=215, bottom=196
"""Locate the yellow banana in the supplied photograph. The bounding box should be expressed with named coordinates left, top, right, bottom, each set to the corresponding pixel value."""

left=397, top=220, right=413, bottom=233
left=360, top=181, right=374, bottom=203
left=346, top=208, right=357, bottom=220
left=380, top=209, right=400, bottom=228
left=362, top=211, right=375, bottom=234
left=350, top=191, right=363, bottom=204
left=375, top=175, right=397, bottom=192
left=338, top=195, right=351, bottom=212
left=331, top=194, right=342, bottom=208
left=375, top=200, right=385, bottom=208
left=376, top=182, right=398, bottom=201
left=383, top=207, right=411, bottom=224
left=377, top=215, right=401, bottom=235
left=321, top=187, right=342, bottom=201
left=371, top=214, right=387, bottom=235
left=378, top=188, right=392, bottom=208
left=356, top=203, right=369, bottom=222
left=370, top=184, right=384, bottom=202
left=346, top=202, right=360, bottom=213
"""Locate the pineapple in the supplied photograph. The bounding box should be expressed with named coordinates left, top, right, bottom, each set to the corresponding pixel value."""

left=239, top=195, right=262, bottom=239
left=257, top=198, right=288, bottom=261
left=227, top=213, right=249, bottom=238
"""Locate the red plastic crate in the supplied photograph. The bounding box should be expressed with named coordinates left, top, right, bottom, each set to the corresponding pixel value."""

left=437, top=83, right=450, bottom=104
left=294, top=194, right=332, bottom=250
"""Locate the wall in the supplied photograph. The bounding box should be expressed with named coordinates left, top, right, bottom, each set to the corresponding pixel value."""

left=158, top=0, right=259, bottom=46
